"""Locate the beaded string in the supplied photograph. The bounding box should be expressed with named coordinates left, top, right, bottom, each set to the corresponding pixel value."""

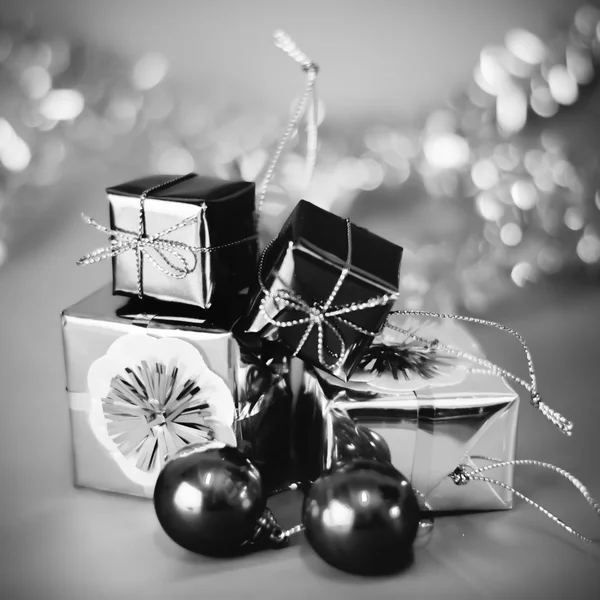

left=450, top=456, right=600, bottom=543
left=385, top=310, right=573, bottom=435
left=256, top=31, right=319, bottom=233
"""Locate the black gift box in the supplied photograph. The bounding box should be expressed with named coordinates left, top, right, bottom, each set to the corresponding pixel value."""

left=243, top=200, right=403, bottom=380
left=107, top=174, right=257, bottom=308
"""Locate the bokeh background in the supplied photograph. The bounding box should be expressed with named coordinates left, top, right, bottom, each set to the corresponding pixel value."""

left=1, top=1, right=600, bottom=599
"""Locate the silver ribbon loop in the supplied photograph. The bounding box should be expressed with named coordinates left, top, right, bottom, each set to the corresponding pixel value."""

left=386, top=310, right=573, bottom=435
left=450, top=457, right=600, bottom=544
left=77, top=212, right=199, bottom=280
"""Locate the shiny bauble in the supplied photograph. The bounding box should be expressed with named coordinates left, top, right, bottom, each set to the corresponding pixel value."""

left=153, top=444, right=265, bottom=556
left=303, top=459, right=420, bottom=575
left=330, top=412, right=392, bottom=465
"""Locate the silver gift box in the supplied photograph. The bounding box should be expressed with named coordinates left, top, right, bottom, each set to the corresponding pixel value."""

left=300, top=322, right=519, bottom=511
left=107, top=175, right=257, bottom=308
left=61, top=286, right=292, bottom=498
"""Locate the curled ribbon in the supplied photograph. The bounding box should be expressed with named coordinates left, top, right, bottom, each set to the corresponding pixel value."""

left=258, top=219, right=400, bottom=372
left=449, top=456, right=600, bottom=544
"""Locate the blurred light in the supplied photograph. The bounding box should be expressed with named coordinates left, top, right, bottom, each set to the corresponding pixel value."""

left=47, top=38, right=70, bottom=74
left=533, top=171, right=555, bottom=193
left=574, top=5, right=600, bottom=37
left=566, top=46, right=594, bottom=84
left=547, top=66, right=578, bottom=105
left=476, top=46, right=510, bottom=95
left=323, top=500, right=355, bottom=531
left=537, top=247, right=563, bottom=273
left=493, top=143, right=520, bottom=171
left=173, top=482, right=203, bottom=513
left=524, top=149, right=544, bottom=174
left=20, top=65, right=51, bottom=99
left=564, top=207, right=585, bottom=231
left=133, top=53, right=168, bottom=90
left=425, top=109, right=456, bottom=133
left=155, top=146, right=195, bottom=173
left=390, top=133, right=417, bottom=158
left=595, top=190, right=600, bottom=210
left=505, top=29, right=545, bottom=64
left=476, top=192, right=504, bottom=221
left=365, top=126, right=392, bottom=152
left=0, top=118, right=31, bottom=172
left=511, top=262, right=535, bottom=286
left=359, top=158, right=385, bottom=190
left=471, top=159, right=499, bottom=190
left=389, top=505, right=401, bottom=518
left=423, top=133, right=470, bottom=169
left=39, top=89, right=84, bottom=120
left=496, top=85, right=527, bottom=133
left=500, top=223, right=522, bottom=246
left=511, top=180, right=538, bottom=210
left=577, top=233, right=600, bottom=263
left=530, top=86, right=558, bottom=117
left=540, top=131, right=563, bottom=153
left=551, top=160, right=577, bottom=188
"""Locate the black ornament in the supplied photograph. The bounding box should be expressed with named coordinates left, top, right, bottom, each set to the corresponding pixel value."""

left=330, top=411, right=392, bottom=465
left=303, top=460, right=420, bottom=575
left=154, top=444, right=286, bottom=556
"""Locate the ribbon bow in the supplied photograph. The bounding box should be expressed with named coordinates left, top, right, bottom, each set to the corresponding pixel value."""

left=77, top=173, right=202, bottom=299
left=258, top=220, right=399, bottom=372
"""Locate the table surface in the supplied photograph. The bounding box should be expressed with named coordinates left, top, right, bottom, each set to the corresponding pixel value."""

left=1, top=197, right=600, bottom=600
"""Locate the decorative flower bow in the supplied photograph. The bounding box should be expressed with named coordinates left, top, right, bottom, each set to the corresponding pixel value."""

left=87, top=334, right=236, bottom=477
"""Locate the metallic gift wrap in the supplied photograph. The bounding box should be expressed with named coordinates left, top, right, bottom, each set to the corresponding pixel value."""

left=107, top=174, right=257, bottom=308
left=61, top=285, right=293, bottom=498
left=244, top=200, right=402, bottom=381
left=296, top=323, right=519, bottom=511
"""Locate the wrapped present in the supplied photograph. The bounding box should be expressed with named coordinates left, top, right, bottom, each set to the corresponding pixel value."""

left=243, top=200, right=403, bottom=381
left=79, top=173, right=258, bottom=308
left=61, top=286, right=293, bottom=498
left=295, top=320, right=519, bottom=511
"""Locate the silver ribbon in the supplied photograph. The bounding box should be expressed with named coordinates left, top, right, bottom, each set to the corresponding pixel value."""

left=258, top=219, right=400, bottom=372
left=385, top=310, right=573, bottom=435
left=450, top=456, right=600, bottom=544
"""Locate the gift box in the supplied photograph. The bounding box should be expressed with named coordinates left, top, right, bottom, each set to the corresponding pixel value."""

left=295, top=321, right=519, bottom=511
left=61, top=286, right=293, bottom=498
left=105, top=173, right=257, bottom=308
left=243, top=200, right=403, bottom=381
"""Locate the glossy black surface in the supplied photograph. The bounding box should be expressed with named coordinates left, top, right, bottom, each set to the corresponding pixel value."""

left=153, top=446, right=265, bottom=556
left=303, top=460, right=420, bottom=575
left=243, top=200, right=402, bottom=380
left=330, top=411, right=392, bottom=466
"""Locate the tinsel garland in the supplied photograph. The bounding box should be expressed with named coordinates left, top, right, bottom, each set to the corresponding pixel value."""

left=1, top=6, right=599, bottom=310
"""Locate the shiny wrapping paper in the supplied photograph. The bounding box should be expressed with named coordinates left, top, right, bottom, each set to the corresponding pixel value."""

left=296, top=323, right=519, bottom=511
left=61, top=285, right=293, bottom=498
left=244, top=200, right=403, bottom=381
left=108, top=174, right=257, bottom=308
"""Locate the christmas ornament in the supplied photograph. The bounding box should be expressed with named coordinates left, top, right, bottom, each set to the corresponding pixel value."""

left=87, top=334, right=236, bottom=480
left=329, top=410, right=392, bottom=466
left=303, top=459, right=420, bottom=575
left=154, top=444, right=289, bottom=556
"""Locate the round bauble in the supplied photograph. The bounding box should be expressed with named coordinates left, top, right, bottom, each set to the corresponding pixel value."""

left=303, top=459, right=420, bottom=575
left=330, top=413, right=392, bottom=466
left=153, top=444, right=265, bottom=556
